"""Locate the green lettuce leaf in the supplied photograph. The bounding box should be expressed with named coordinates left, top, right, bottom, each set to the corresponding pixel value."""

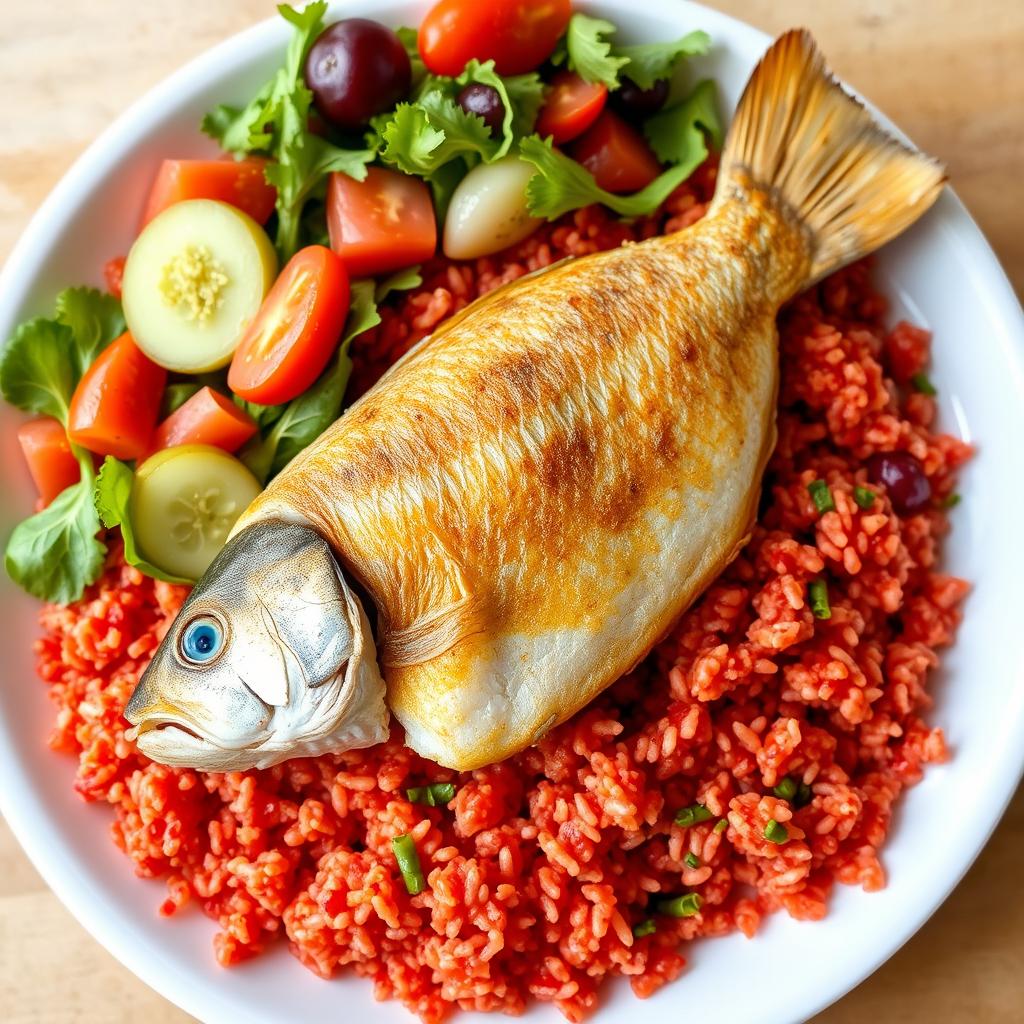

left=559, top=14, right=628, bottom=89
left=396, top=26, right=428, bottom=89
left=519, top=134, right=701, bottom=220
left=375, top=266, right=423, bottom=303
left=159, top=381, right=203, bottom=418
left=201, top=2, right=373, bottom=261
left=617, top=30, right=711, bottom=90
left=380, top=97, right=496, bottom=175
left=94, top=457, right=192, bottom=583
left=54, top=287, right=125, bottom=378
left=5, top=451, right=104, bottom=603
left=643, top=80, right=722, bottom=165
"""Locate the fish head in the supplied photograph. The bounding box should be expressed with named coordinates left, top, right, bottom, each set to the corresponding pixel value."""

left=124, top=520, right=389, bottom=770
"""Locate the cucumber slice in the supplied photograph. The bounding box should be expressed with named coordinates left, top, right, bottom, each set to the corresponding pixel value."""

left=122, top=199, right=277, bottom=373
left=131, top=444, right=262, bottom=580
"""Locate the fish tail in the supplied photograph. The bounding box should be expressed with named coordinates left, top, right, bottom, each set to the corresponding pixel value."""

left=713, top=28, right=946, bottom=283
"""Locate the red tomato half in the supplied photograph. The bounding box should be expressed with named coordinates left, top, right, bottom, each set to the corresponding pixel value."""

left=536, top=71, right=608, bottom=145
left=570, top=111, right=663, bottom=194
left=229, top=245, right=351, bottom=406
left=103, top=256, right=126, bottom=299
left=146, top=387, right=258, bottom=458
left=17, top=417, right=80, bottom=506
left=327, top=168, right=437, bottom=279
left=67, top=332, right=166, bottom=460
left=419, top=0, right=571, bottom=76
left=141, top=159, right=277, bottom=227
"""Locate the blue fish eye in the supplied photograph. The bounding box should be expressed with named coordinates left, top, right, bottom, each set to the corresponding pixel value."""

left=180, top=616, right=224, bottom=665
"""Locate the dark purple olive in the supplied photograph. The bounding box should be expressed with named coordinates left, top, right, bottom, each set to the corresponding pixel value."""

left=456, top=83, right=507, bottom=138
left=304, top=19, right=411, bottom=129
left=612, top=77, right=670, bottom=119
left=866, top=451, right=932, bottom=514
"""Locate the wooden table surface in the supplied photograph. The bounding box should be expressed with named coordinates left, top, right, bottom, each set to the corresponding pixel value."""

left=1, top=1, right=1022, bottom=1021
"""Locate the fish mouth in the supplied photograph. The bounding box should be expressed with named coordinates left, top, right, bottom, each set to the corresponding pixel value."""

left=128, top=718, right=206, bottom=744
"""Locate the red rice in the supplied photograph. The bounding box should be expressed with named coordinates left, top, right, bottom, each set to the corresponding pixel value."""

left=35, top=159, right=971, bottom=1021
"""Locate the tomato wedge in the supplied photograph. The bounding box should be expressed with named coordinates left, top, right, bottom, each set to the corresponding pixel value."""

left=418, top=0, right=571, bottom=76
left=67, top=332, right=167, bottom=460
left=327, top=168, right=437, bottom=279
left=570, top=111, right=663, bottom=194
left=228, top=245, right=350, bottom=405
left=536, top=72, right=608, bottom=145
left=17, top=417, right=80, bottom=506
left=146, top=387, right=258, bottom=458
left=141, top=159, right=277, bottom=227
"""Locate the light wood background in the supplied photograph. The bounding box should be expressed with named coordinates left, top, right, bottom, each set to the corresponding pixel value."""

left=2, top=1, right=1022, bottom=1021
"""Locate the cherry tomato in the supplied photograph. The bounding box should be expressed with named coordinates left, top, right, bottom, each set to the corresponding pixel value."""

left=229, top=245, right=351, bottom=406
left=17, top=417, right=80, bottom=506
left=418, top=0, right=571, bottom=76
left=570, top=111, right=663, bottom=193
left=326, top=167, right=437, bottom=278
left=67, top=332, right=167, bottom=460
left=103, top=256, right=126, bottom=299
left=536, top=71, right=608, bottom=145
left=141, top=159, right=276, bottom=227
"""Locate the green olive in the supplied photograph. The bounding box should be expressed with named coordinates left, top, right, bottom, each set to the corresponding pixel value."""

left=131, top=445, right=262, bottom=580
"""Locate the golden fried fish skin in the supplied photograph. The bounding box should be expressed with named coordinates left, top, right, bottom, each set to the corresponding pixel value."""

left=133, top=29, right=945, bottom=773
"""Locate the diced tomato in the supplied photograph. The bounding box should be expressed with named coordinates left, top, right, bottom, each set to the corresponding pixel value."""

left=327, top=168, right=437, bottom=279
left=419, top=0, right=571, bottom=76
left=67, top=332, right=167, bottom=460
left=104, top=256, right=126, bottom=299
left=229, top=245, right=350, bottom=405
left=570, top=111, right=663, bottom=194
left=141, top=159, right=277, bottom=227
left=17, top=417, right=80, bottom=506
left=536, top=72, right=608, bottom=145
left=146, top=387, right=258, bottom=458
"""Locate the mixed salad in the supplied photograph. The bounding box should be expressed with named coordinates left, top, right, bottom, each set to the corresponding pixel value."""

left=1, top=0, right=720, bottom=605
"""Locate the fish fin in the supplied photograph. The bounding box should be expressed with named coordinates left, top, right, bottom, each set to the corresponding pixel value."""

left=715, top=28, right=945, bottom=282
left=375, top=529, right=486, bottom=668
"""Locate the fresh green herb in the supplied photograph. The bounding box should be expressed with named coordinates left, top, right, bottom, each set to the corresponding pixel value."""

left=764, top=820, right=789, bottom=845
left=160, top=382, right=203, bottom=418
left=375, top=266, right=423, bottom=303
left=503, top=72, right=547, bottom=137
left=392, top=833, right=426, bottom=895
left=556, top=14, right=629, bottom=89
left=910, top=372, right=937, bottom=396
left=554, top=15, right=710, bottom=92
left=772, top=777, right=798, bottom=801
left=2, top=288, right=126, bottom=603
left=4, top=451, right=103, bottom=604
left=519, top=135, right=704, bottom=221
left=808, top=579, right=831, bottom=620
left=657, top=893, right=703, bottom=918
left=0, top=288, right=124, bottom=425
left=713, top=818, right=728, bottom=835
left=644, top=80, right=722, bottom=166
left=684, top=852, right=701, bottom=869
left=93, top=457, right=192, bottom=583
left=240, top=351, right=351, bottom=483
left=941, top=492, right=962, bottom=509
left=853, top=486, right=877, bottom=510
left=632, top=919, right=657, bottom=938
left=795, top=782, right=813, bottom=808
left=807, top=479, right=835, bottom=514
left=202, top=2, right=374, bottom=262
left=395, top=26, right=427, bottom=89
left=617, top=31, right=711, bottom=90
left=674, top=803, right=714, bottom=828
left=406, top=782, right=457, bottom=807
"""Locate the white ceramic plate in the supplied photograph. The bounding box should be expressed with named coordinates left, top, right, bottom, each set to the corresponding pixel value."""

left=1, top=3, right=1023, bottom=1023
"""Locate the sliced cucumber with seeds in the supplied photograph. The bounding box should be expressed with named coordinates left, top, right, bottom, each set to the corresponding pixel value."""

left=131, top=444, right=262, bottom=581
left=122, top=199, right=277, bottom=373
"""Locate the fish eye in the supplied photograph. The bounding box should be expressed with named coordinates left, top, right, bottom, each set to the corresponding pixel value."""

left=179, top=615, right=226, bottom=665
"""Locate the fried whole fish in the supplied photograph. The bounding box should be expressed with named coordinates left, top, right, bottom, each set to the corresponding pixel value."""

left=125, top=30, right=945, bottom=771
